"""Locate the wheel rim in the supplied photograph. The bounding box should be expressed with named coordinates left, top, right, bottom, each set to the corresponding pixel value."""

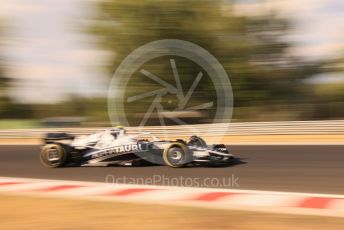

left=171, top=151, right=182, bottom=160
left=47, top=147, right=60, bottom=162
left=167, top=149, right=184, bottom=165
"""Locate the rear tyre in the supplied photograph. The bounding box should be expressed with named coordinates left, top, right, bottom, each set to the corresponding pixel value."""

left=40, top=144, right=68, bottom=168
left=163, top=143, right=192, bottom=168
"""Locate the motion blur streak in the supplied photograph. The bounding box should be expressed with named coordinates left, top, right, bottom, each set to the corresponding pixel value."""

left=0, top=0, right=343, bottom=127
left=1, top=145, right=343, bottom=194
left=0, top=0, right=343, bottom=229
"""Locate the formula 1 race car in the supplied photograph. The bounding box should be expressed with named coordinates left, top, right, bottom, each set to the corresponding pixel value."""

left=40, top=127, right=235, bottom=168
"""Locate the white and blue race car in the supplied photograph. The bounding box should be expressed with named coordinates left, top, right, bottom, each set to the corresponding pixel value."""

left=40, top=127, right=234, bottom=168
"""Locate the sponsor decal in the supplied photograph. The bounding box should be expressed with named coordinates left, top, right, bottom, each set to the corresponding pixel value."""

left=91, top=143, right=147, bottom=159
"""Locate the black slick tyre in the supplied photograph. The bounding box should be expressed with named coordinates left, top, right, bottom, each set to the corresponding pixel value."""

left=40, top=144, right=68, bottom=168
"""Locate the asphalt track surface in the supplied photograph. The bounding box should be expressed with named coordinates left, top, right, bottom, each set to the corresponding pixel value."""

left=0, top=145, right=343, bottom=194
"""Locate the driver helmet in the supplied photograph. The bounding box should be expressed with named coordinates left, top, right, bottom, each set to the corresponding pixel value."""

left=109, top=126, right=126, bottom=137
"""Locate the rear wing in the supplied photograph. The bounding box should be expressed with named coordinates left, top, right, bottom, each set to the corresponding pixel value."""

left=44, top=132, right=75, bottom=144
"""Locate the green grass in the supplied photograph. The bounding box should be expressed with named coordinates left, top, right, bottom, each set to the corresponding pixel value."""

left=0, top=119, right=40, bottom=129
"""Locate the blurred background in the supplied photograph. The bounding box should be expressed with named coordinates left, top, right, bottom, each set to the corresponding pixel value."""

left=0, top=0, right=344, bottom=128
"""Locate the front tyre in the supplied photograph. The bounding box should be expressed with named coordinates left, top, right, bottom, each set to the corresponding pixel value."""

left=40, top=144, right=68, bottom=168
left=163, top=143, right=192, bottom=168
